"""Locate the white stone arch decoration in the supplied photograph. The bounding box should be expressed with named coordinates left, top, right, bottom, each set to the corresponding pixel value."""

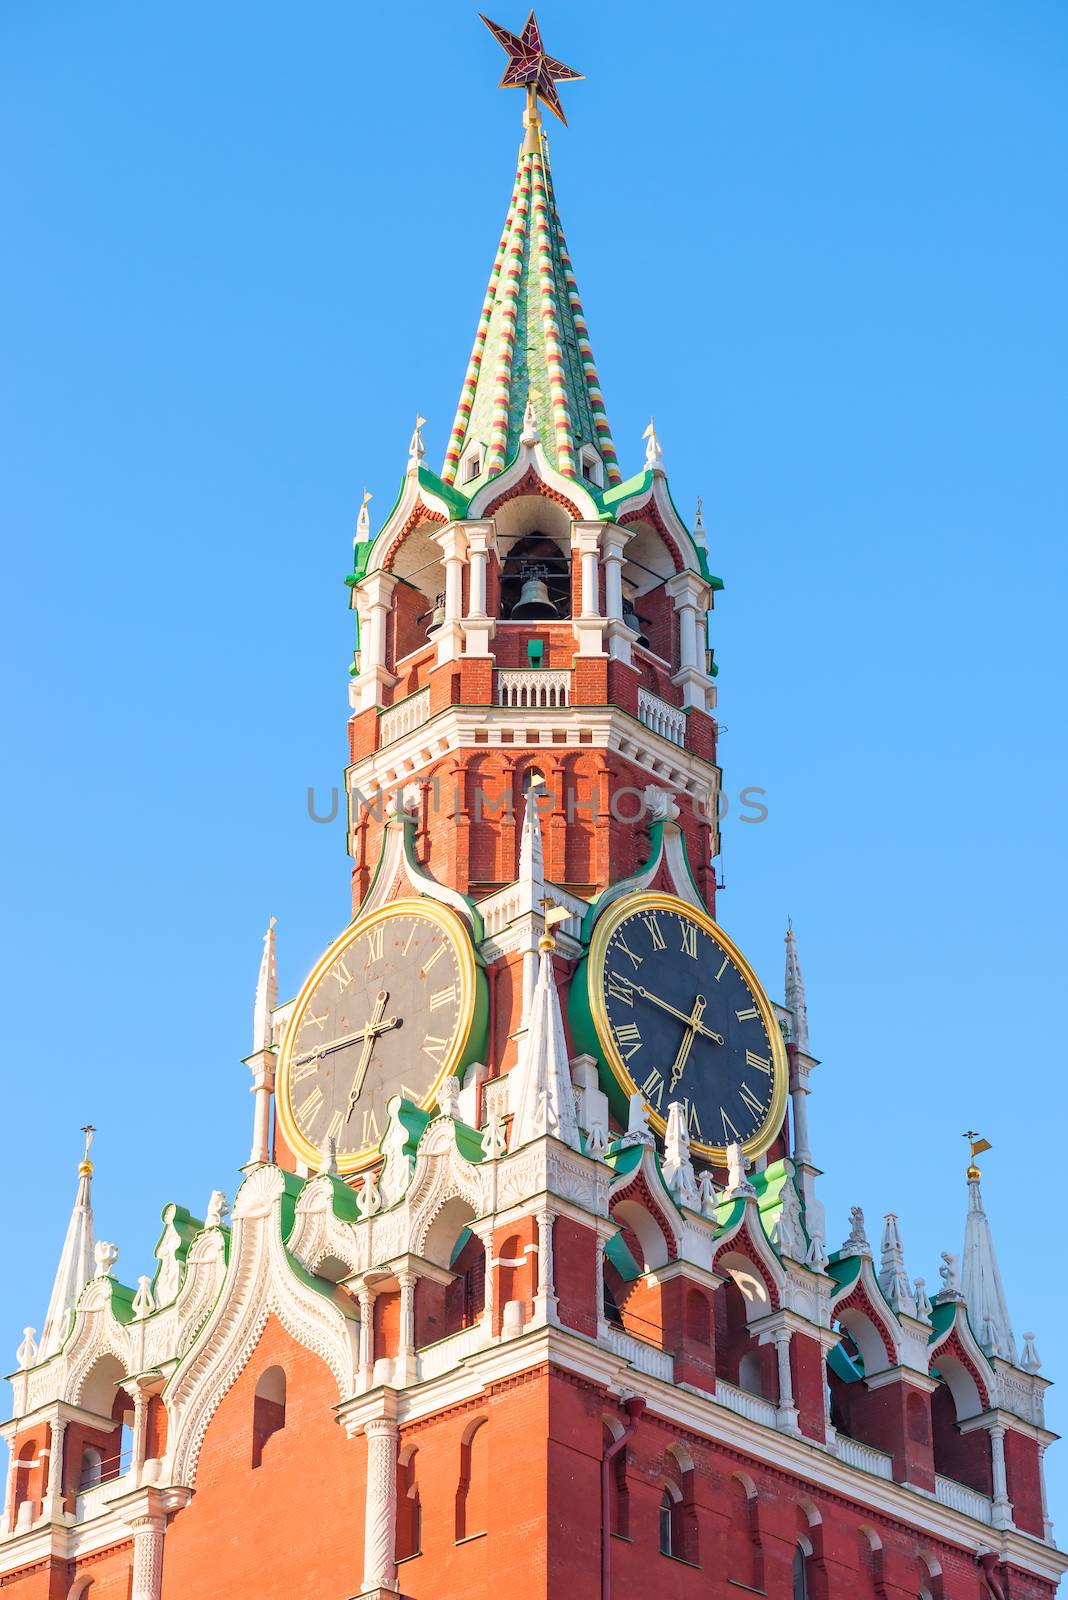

left=66, top=1578, right=93, bottom=1599
left=164, top=1165, right=359, bottom=1488
left=666, top=1440, right=695, bottom=1477
left=712, top=1206, right=787, bottom=1321
left=62, top=1282, right=134, bottom=1408
left=287, top=1176, right=362, bottom=1281
left=406, top=1123, right=489, bottom=1265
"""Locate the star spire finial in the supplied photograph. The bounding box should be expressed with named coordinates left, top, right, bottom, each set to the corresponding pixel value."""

left=480, top=11, right=584, bottom=128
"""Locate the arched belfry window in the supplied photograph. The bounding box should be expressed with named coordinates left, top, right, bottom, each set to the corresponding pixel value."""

left=251, top=1366, right=287, bottom=1468
left=499, top=533, right=571, bottom=620
left=78, top=1447, right=102, bottom=1491
left=658, top=1487, right=675, bottom=1557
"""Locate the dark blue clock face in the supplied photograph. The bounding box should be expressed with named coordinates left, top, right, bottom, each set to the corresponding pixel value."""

left=598, top=902, right=784, bottom=1157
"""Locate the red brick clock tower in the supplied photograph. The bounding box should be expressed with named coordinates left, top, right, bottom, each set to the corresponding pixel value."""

left=2, top=15, right=1062, bottom=1600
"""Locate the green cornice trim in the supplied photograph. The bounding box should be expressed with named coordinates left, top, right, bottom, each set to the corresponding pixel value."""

left=826, top=1252, right=864, bottom=1290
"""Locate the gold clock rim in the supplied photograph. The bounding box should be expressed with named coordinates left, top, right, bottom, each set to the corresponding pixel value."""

left=588, top=890, right=789, bottom=1164
left=276, top=896, right=477, bottom=1175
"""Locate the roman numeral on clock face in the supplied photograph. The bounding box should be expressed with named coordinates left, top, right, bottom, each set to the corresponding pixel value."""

left=721, top=1107, right=741, bottom=1144
left=328, top=957, right=352, bottom=993
left=614, top=936, right=643, bottom=970
left=641, top=1068, right=665, bottom=1110
left=736, top=1006, right=759, bottom=1022
left=613, top=1021, right=642, bottom=1060
left=364, top=925, right=384, bottom=963
left=606, top=973, right=634, bottom=1005
left=325, top=1109, right=345, bottom=1144
left=643, top=915, right=666, bottom=951
left=298, top=1085, right=324, bottom=1123
left=679, top=923, right=698, bottom=959
left=422, top=1034, right=449, bottom=1063
left=745, top=1050, right=772, bottom=1075
left=430, top=984, right=457, bottom=1010
left=739, top=1081, right=768, bottom=1119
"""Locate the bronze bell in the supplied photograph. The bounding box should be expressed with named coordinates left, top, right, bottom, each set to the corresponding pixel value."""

left=622, top=598, right=650, bottom=648
left=425, top=592, right=446, bottom=634
left=510, top=567, right=559, bottom=620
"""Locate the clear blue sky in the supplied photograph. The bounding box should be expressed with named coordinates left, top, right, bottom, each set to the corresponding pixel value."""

left=3, top=0, right=1066, bottom=1521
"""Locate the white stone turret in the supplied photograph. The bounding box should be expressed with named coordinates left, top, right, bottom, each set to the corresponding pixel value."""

left=509, top=934, right=581, bottom=1153
left=962, top=1149, right=1017, bottom=1362
left=516, top=777, right=548, bottom=1029
left=879, top=1212, right=915, bottom=1315
left=39, top=1128, right=97, bottom=1360
left=246, top=917, right=278, bottom=1166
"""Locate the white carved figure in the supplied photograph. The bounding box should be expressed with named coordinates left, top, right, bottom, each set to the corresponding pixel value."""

left=355, top=488, right=372, bottom=545
left=436, top=1075, right=461, bottom=1119
left=913, top=1277, right=933, bottom=1322
left=319, top=1138, right=338, bottom=1177
left=481, top=1112, right=507, bottom=1160
left=662, top=1102, right=699, bottom=1207
left=407, top=414, right=426, bottom=471
left=205, top=1190, right=231, bottom=1227
left=378, top=1098, right=416, bottom=1206
left=771, top=1176, right=807, bottom=1261
left=1021, top=1331, right=1042, bottom=1372
left=642, top=416, right=665, bottom=473
left=94, top=1240, right=119, bottom=1279
left=696, top=1169, right=718, bottom=1218
left=840, top=1206, right=871, bottom=1258
left=622, top=1091, right=654, bottom=1147
left=16, top=1328, right=36, bottom=1370
left=805, top=1233, right=829, bottom=1272
left=938, top=1251, right=961, bottom=1297
left=356, top=1172, right=382, bottom=1220
left=725, top=1142, right=755, bottom=1199
left=132, top=1275, right=156, bottom=1321
left=641, top=784, right=680, bottom=824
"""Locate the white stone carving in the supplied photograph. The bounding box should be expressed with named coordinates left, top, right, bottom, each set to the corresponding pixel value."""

left=16, top=1328, right=36, bottom=1370
left=696, top=1171, right=718, bottom=1218
left=937, top=1251, right=962, bottom=1299
left=725, top=1143, right=755, bottom=1199
left=770, top=1176, right=807, bottom=1262
left=436, top=1075, right=461, bottom=1118
left=622, top=1092, right=654, bottom=1147
left=662, top=1103, right=699, bottom=1207
left=205, top=1191, right=231, bottom=1229
left=361, top=1416, right=399, bottom=1592
left=132, top=1277, right=156, bottom=1321
left=840, top=1206, right=871, bottom=1258
left=94, top=1241, right=119, bottom=1278
left=913, top=1277, right=932, bottom=1323
left=481, top=1113, right=507, bottom=1160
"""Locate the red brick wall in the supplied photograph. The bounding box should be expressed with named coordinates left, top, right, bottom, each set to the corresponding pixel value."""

left=160, top=1315, right=364, bottom=1600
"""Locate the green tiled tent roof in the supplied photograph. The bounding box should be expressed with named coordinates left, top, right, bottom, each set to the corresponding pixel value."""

left=442, top=131, right=620, bottom=490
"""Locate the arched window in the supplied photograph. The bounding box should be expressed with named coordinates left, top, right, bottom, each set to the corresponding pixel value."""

left=658, top=1487, right=677, bottom=1557
left=727, top=1474, right=762, bottom=1588
left=11, top=1441, right=37, bottom=1526
left=251, top=1366, right=286, bottom=1469
left=78, top=1447, right=102, bottom=1491
left=455, top=1418, right=489, bottom=1541
left=396, top=1446, right=421, bottom=1562
left=793, top=1542, right=811, bottom=1600
left=738, top=1350, right=764, bottom=1397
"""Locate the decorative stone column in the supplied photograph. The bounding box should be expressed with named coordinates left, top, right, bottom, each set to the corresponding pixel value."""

left=130, top=1507, right=166, bottom=1600
left=1039, top=1442, right=1054, bottom=1543
left=602, top=526, right=635, bottom=664
left=129, top=1387, right=149, bottom=1487
left=532, top=1209, right=558, bottom=1324
left=246, top=1051, right=275, bottom=1167
left=665, top=570, right=711, bottom=710
left=351, top=571, right=399, bottom=711
left=433, top=523, right=468, bottom=664
left=358, top=1288, right=375, bottom=1390
left=481, top=1232, right=496, bottom=1337
left=462, top=521, right=496, bottom=656
left=772, top=1328, right=801, bottom=1436
left=44, top=1415, right=66, bottom=1524
left=990, top=1421, right=1014, bottom=1530
left=571, top=523, right=606, bottom=656
left=396, top=1269, right=418, bottom=1384
left=361, top=1416, right=400, bottom=1594
left=594, top=1234, right=607, bottom=1335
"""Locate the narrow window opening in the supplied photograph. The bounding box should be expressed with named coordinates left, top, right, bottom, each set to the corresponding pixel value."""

left=252, top=1366, right=287, bottom=1469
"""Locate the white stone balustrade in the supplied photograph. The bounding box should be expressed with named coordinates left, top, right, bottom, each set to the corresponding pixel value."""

left=379, top=687, right=430, bottom=746
left=637, top=687, right=686, bottom=747
left=496, top=669, right=571, bottom=709
left=934, top=1473, right=993, bottom=1524
left=835, top=1435, right=894, bottom=1480
left=715, top=1380, right=778, bottom=1429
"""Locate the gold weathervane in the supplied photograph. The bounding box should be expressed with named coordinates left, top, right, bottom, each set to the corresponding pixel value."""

left=79, top=1123, right=96, bottom=1176
left=963, top=1129, right=991, bottom=1180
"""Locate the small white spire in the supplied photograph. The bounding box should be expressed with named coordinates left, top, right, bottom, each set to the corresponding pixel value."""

left=693, top=495, right=708, bottom=550
left=319, top=1137, right=338, bottom=1177
left=436, top=1075, right=461, bottom=1119
left=509, top=933, right=582, bottom=1153
left=913, top=1277, right=933, bottom=1323
left=407, top=415, right=427, bottom=473
left=961, top=1141, right=1016, bottom=1362
left=16, top=1328, right=37, bottom=1371
left=132, top=1276, right=156, bottom=1321
left=662, top=1102, right=699, bottom=1207
left=39, top=1128, right=97, bottom=1360
left=252, top=916, right=278, bottom=1055
left=784, top=919, right=809, bottom=1053
left=1021, top=1331, right=1042, bottom=1372
left=94, top=1240, right=119, bottom=1279
left=622, top=1091, right=654, bottom=1146
left=205, top=1190, right=230, bottom=1228
left=354, top=489, right=373, bottom=546
left=879, top=1212, right=915, bottom=1315
left=642, top=416, right=664, bottom=474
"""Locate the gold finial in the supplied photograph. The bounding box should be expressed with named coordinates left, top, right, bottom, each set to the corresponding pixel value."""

left=963, top=1130, right=992, bottom=1181
left=79, top=1124, right=96, bottom=1177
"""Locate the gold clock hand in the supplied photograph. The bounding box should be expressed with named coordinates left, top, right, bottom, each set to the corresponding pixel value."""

left=618, top=979, right=724, bottom=1045
left=344, top=992, right=400, bottom=1121
left=669, top=995, right=706, bottom=1090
